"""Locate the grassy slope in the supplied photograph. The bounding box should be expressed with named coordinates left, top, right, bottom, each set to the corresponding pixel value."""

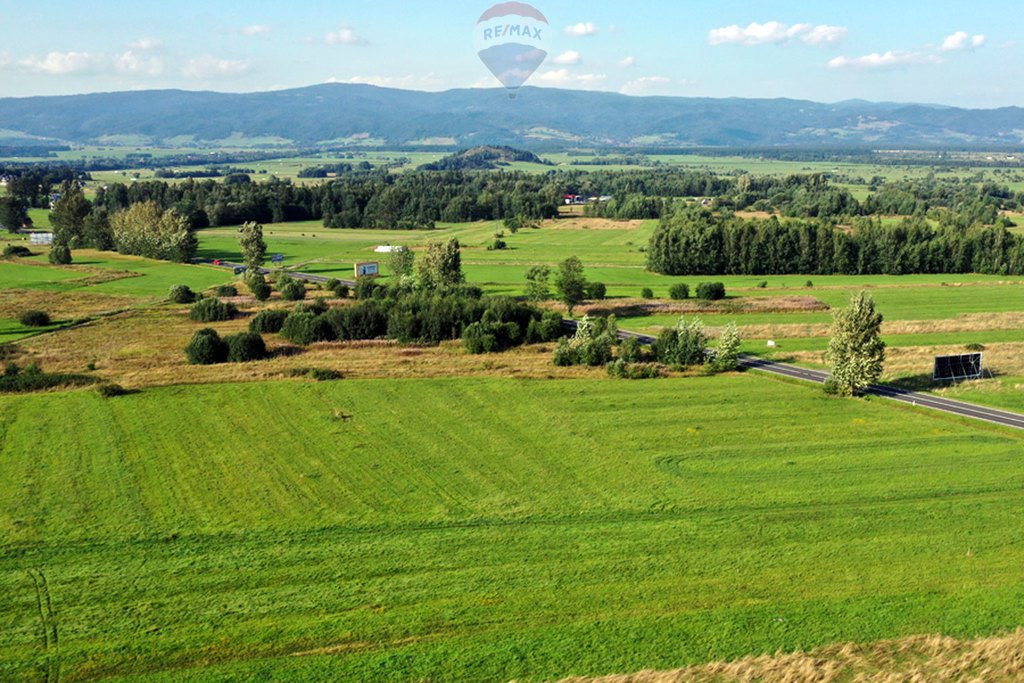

left=2, top=376, right=1023, bottom=681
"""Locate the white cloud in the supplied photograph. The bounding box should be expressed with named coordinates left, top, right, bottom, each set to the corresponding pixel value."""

left=0, top=53, right=11, bottom=70
left=564, top=22, right=599, bottom=37
left=535, top=68, right=607, bottom=88
left=618, top=56, right=637, bottom=68
left=326, top=24, right=367, bottom=46
left=128, top=37, right=164, bottom=51
left=241, top=25, right=272, bottom=37
left=182, top=55, right=252, bottom=79
left=329, top=73, right=444, bottom=91
left=115, top=50, right=165, bottom=76
left=828, top=50, right=942, bottom=70
left=941, top=31, right=986, bottom=51
left=621, top=76, right=673, bottom=95
left=18, top=52, right=103, bottom=75
left=708, top=21, right=847, bottom=47
left=553, top=50, right=582, bottom=65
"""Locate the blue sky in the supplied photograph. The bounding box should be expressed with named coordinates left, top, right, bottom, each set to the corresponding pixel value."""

left=0, top=0, right=1019, bottom=107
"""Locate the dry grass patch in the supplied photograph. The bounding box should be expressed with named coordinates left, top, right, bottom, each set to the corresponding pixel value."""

left=542, top=217, right=648, bottom=231
left=574, top=296, right=829, bottom=319
left=0, top=288, right=138, bottom=321
left=12, top=306, right=601, bottom=388
left=555, top=629, right=1024, bottom=683
left=784, top=342, right=1024, bottom=378
left=739, top=311, right=1024, bottom=341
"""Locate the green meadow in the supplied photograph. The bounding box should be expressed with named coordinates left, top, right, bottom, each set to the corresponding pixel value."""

left=2, top=376, right=1023, bottom=681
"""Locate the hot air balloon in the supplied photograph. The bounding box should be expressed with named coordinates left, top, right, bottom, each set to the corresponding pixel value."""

left=474, top=2, right=552, bottom=98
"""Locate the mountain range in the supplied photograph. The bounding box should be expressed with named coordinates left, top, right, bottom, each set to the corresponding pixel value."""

left=0, top=84, right=1021, bottom=150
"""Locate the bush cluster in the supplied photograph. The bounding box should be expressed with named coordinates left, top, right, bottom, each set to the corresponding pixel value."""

left=185, top=328, right=228, bottom=365
left=216, top=284, right=238, bottom=297
left=669, top=283, right=690, bottom=300
left=279, top=280, right=307, bottom=301
left=225, top=331, right=267, bottom=362
left=553, top=317, right=617, bottom=367
left=96, top=383, right=131, bottom=398
left=169, top=285, right=196, bottom=304
left=0, top=362, right=96, bottom=393
left=654, top=319, right=709, bottom=367
left=606, top=360, right=665, bottom=380
left=248, top=274, right=272, bottom=301
left=586, top=282, right=607, bottom=300
left=696, top=282, right=726, bottom=301
left=18, top=310, right=51, bottom=327
left=3, top=245, right=32, bottom=258
left=189, top=298, right=237, bottom=322
left=272, top=285, right=561, bottom=354
left=326, top=279, right=350, bottom=298
left=641, top=287, right=655, bottom=300
left=48, top=244, right=72, bottom=265
left=185, top=328, right=267, bottom=365
left=249, top=309, right=290, bottom=334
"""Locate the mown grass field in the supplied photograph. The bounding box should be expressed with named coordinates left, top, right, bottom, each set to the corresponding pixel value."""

left=2, top=376, right=1023, bottom=682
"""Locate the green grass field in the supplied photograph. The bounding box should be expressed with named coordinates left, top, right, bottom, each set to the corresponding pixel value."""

left=1, top=254, right=231, bottom=299
left=1, top=375, right=1023, bottom=681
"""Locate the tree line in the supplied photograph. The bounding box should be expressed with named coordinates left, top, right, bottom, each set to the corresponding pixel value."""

left=647, top=208, right=1024, bottom=276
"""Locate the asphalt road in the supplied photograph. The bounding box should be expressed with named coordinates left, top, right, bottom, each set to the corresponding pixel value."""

left=563, top=320, right=1024, bottom=431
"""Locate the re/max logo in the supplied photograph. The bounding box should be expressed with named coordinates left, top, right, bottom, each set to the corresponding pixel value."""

left=482, top=24, right=543, bottom=41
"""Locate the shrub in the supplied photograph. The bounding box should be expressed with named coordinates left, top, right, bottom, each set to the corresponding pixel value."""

left=97, top=383, right=131, bottom=398
left=169, top=285, right=196, bottom=304
left=354, top=277, right=383, bottom=300
left=189, top=298, right=237, bottom=322
left=586, top=282, right=607, bottom=300
left=607, top=359, right=664, bottom=380
left=669, top=283, right=690, bottom=300
left=3, top=245, right=31, bottom=258
left=246, top=273, right=271, bottom=301
left=225, top=331, right=268, bottom=362
left=216, top=284, right=238, bottom=297
left=823, top=378, right=842, bottom=396
left=488, top=238, right=507, bottom=251
left=462, top=322, right=499, bottom=354
left=280, top=311, right=335, bottom=345
left=0, top=363, right=96, bottom=393
left=655, top=318, right=709, bottom=367
left=48, top=244, right=72, bottom=265
left=618, top=336, right=644, bottom=363
left=307, top=368, right=342, bottom=382
left=696, top=282, right=726, bottom=301
left=552, top=317, right=615, bottom=367
left=965, top=343, right=986, bottom=352
left=757, top=281, right=768, bottom=289
left=298, top=298, right=330, bottom=316
left=18, top=310, right=51, bottom=327
left=184, top=328, right=228, bottom=365
left=324, top=301, right=389, bottom=341
left=326, top=279, right=351, bottom=299
left=249, top=309, right=290, bottom=334
left=805, top=280, right=814, bottom=288
left=279, top=280, right=307, bottom=301
left=525, top=311, right=565, bottom=344
left=641, top=287, right=655, bottom=300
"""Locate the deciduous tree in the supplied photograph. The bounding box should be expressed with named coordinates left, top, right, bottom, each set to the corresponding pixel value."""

left=553, top=256, right=587, bottom=315
left=825, top=292, right=886, bottom=396
left=239, top=221, right=267, bottom=272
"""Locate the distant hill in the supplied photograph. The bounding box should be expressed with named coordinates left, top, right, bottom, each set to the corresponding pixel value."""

left=418, top=146, right=550, bottom=170
left=0, top=84, right=1021, bottom=149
